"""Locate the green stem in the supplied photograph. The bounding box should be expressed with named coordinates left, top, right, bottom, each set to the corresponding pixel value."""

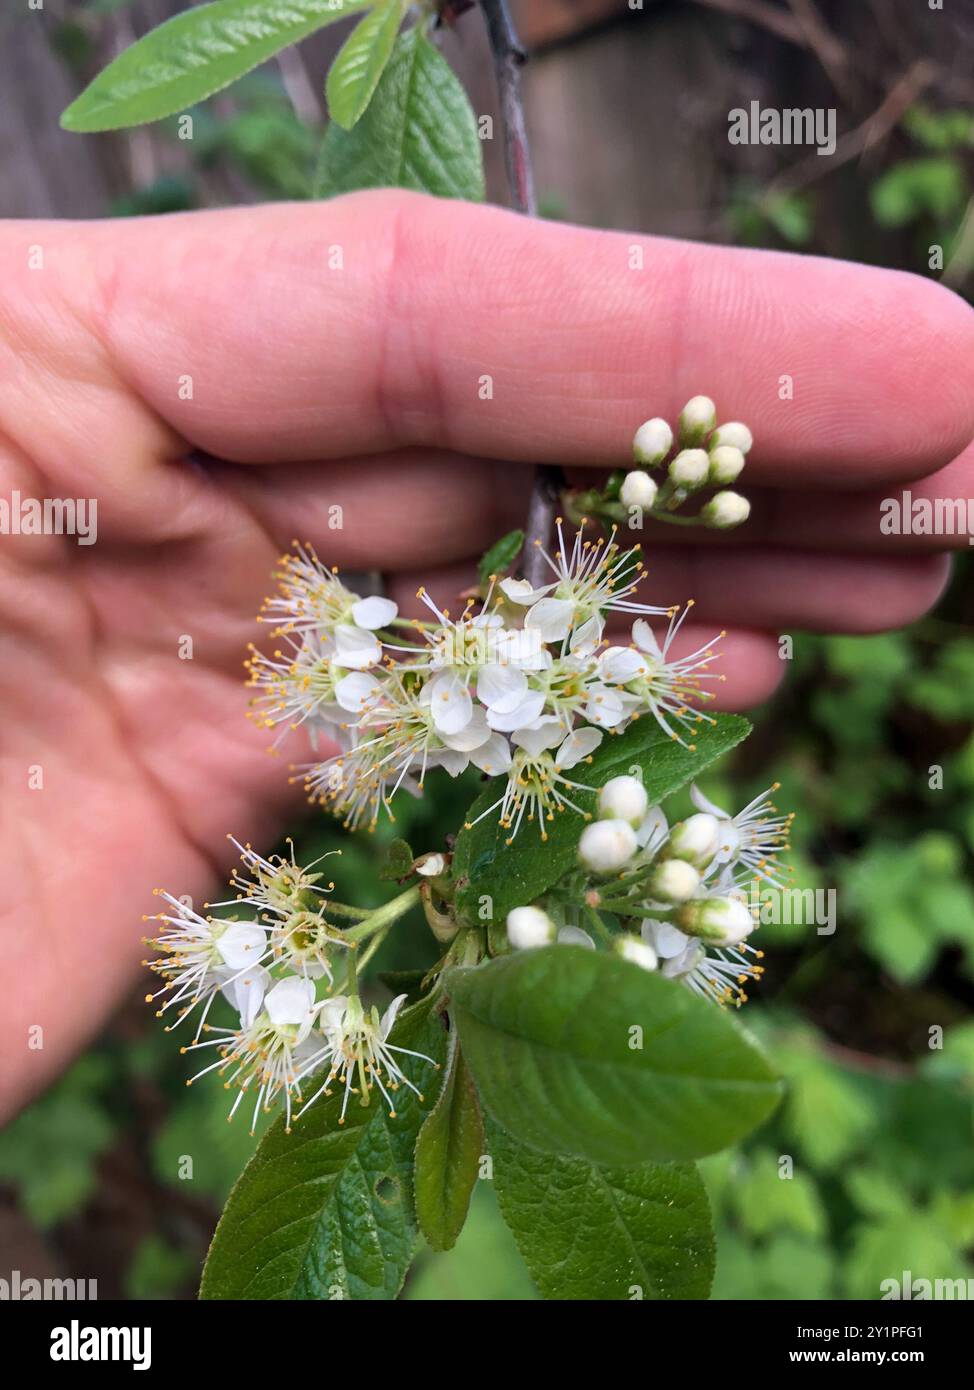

left=326, top=900, right=373, bottom=922
left=343, top=884, right=421, bottom=944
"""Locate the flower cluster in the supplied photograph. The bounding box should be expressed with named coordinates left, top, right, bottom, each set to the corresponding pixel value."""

left=143, top=839, right=434, bottom=1132
left=507, top=777, right=793, bottom=1007
left=247, top=401, right=749, bottom=841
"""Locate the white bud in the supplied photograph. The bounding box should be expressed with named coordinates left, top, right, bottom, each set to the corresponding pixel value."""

left=711, top=421, right=753, bottom=454
left=598, top=775, right=649, bottom=827
left=615, top=934, right=658, bottom=972
left=678, top=895, right=755, bottom=946
left=415, top=853, right=446, bottom=877
left=632, top=417, right=673, bottom=467
left=708, top=444, right=745, bottom=485
left=668, top=448, right=709, bottom=489
left=667, top=813, right=720, bottom=868
left=648, top=858, right=700, bottom=904
left=620, top=469, right=658, bottom=510
left=701, top=490, right=751, bottom=529
left=506, top=905, right=556, bottom=950
left=678, top=395, right=716, bottom=446
left=579, top=819, right=638, bottom=874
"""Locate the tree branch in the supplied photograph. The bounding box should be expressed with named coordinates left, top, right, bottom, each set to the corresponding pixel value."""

left=480, top=0, right=536, bottom=215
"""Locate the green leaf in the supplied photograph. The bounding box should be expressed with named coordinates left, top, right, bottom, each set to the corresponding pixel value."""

left=415, top=1034, right=485, bottom=1250
left=448, top=946, right=782, bottom=1167
left=61, top=0, right=370, bottom=133
left=478, top=529, right=525, bottom=587
left=452, top=712, right=750, bottom=927
left=199, top=1004, right=447, bottom=1300
left=378, top=836, right=414, bottom=880
left=326, top=0, right=403, bottom=130
left=488, top=1120, right=714, bottom=1299
left=315, top=26, right=485, bottom=200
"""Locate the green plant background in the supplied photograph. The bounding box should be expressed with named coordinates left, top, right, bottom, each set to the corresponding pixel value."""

left=1, top=1, right=972, bottom=1299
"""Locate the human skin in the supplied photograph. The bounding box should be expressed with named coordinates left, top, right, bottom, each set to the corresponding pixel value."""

left=0, top=189, right=972, bottom=1121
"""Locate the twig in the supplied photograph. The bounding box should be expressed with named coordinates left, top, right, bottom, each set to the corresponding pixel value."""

left=277, top=44, right=323, bottom=128
left=522, top=466, right=564, bottom=588
left=480, top=0, right=537, bottom=216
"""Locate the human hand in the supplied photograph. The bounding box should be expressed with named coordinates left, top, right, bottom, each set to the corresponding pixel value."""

left=1, top=189, right=971, bottom=1119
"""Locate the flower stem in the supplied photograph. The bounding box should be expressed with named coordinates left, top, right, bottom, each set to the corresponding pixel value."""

left=343, top=884, right=421, bottom=944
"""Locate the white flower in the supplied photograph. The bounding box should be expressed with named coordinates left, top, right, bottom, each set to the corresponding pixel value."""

left=598, top=775, right=649, bottom=826
left=690, top=782, right=793, bottom=887
left=598, top=612, right=723, bottom=745
left=507, top=905, right=556, bottom=949
left=668, top=448, right=710, bottom=489
left=710, top=421, right=752, bottom=454
left=415, top=853, right=446, bottom=877
left=708, top=444, right=745, bottom=485
left=620, top=470, right=658, bottom=509
left=615, top=934, right=659, bottom=972
left=579, top=819, right=638, bottom=874
left=297, top=993, right=437, bottom=1125
left=641, top=918, right=765, bottom=1007
left=464, top=721, right=603, bottom=843
left=181, top=975, right=322, bottom=1133
left=678, top=395, right=716, bottom=446
left=701, top=491, right=750, bottom=529
left=632, top=417, right=673, bottom=467
left=666, top=812, right=720, bottom=869
left=221, top=965, right=272, bottom=1029
left=143, top=891, right=269, bottom=1037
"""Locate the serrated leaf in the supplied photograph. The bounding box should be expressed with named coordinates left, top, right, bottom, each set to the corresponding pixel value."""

left=488, top=1119, right=714, bottom=1299
left=452, top=712, right=750, bottom=927
left=199, top=1005, right=447, bottom=1300
left=415, top=1034, right=484, bottom=1250
left=478, top=528, right=525, bottom=586
left=326, top=0, right=403, bottom=130
left=448, top=947, right=782, bottom=1167
left=315, top=26, right=484, bottom=200
left=62, top=0, right=370, bottom=133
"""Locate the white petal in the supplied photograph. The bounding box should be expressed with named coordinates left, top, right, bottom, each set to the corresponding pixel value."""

left=265, top=975, right=316, bottom=1028
left=690, top=781, right=729, bottom=819
left=524, top=596, right=574, bottom=642
left=441, top=702, right=490, bottom=751
left=555, top=726, right=603, bottom=768
left=583, top=684, right=626, bottom=728
left=216, top=921, right=267, bottom=970
left=491, top=626, right=549, bottom=670
left=500, top=577, right=553, bottom=604
left=641, top=918, right=690, bottom=959
left=221, top=965, right=271, bottom=1030
left=469, top=732, right=513, bottom=775
left=569, top=614, right=604, bottom=656
left=631, top=619, right=662, bottom=660
left=428, top=747, right=470, bottom=777
left=335, top=671, right=382, bottom=713
left=477, top=663, right=528, bottom=713
left=351, top=595, right=398, bottom=630
left=599, top=646, right=647, bottom=684
left=486, top=689, right=546, bottom=733
left=557, top=925, right=596, bottom=949
left=380, top=992, right=408, bottom=1039
left=334, top=623, right=382, bottom=670
left=429, top=672, right=473, bottom=736
left=513, top=716, right=565, bottom=757
left=636, top=805, right=669, bottom=850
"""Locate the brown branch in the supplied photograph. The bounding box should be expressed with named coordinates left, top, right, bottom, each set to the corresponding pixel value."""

left=480, top=0, right=536, bottom=216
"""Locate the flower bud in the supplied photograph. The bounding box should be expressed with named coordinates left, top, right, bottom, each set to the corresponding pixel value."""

left=668, top=448, right=709, bottom=489
left=678, top=395, right=716, bottom=446
left=701, top=490, right=751, bottom=529
left=506, top=905, right=556, bottom=950
left=579, top=818, right=638, bottom=874
left=666, top=813, right=720, bottom=869
left=632, top=417, right=673, bottom=466
left=708, top=444, right=745, bottom=485
left=711, top=421, right=753, bottom=454
left=677, top=895, right=755, bottom=946
left=598, top=775, right=649, bottom=827
left=620, top=470, right=658, bottom=510
left=415, top=852, right=447, bottom=877
left=647, top=858, right=700, bottom=904
left=614, top=934, right=659, bottom=972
